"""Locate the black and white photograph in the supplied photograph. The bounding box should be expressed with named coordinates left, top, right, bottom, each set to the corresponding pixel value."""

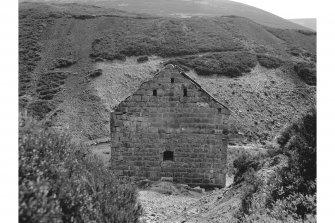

left=2, top=0, right=329, bottom=222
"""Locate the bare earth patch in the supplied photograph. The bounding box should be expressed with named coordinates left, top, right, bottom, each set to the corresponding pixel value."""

left=92, top=56, right=164, bottom=110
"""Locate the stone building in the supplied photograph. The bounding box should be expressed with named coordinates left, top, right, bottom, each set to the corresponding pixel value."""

left=110, top=65, right=230, bottom=187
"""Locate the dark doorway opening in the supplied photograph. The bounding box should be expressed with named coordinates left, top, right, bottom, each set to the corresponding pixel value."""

left=163, top=151, right=174, bottom=161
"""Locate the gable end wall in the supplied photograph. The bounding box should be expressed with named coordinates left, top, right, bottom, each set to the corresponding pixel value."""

left=110, top=66, right=229, bottom=187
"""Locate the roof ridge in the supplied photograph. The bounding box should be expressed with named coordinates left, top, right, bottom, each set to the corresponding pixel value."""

left=112, top=64, right=231, bottom=114
left=167, top=64, right=231, bottom=113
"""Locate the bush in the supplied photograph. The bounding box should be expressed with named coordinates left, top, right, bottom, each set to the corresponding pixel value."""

left=289, top=47, right=301, bottom=56
left=232, top=108, right=316, bottom=222
left=89, top=69, right=103, bottom=78
left=114, top=53, right=126, bottom=61
left=137, top=56, right=149, bottom=63
left=53, top=58, right=76, bottom=68
left=257, top=54, right=284, bottom=69
left=232, top=151, right=269, bottom=183
left=294, top=62, right=316, bottom=86
left=19, top=116, right=142, bottom=222
left=26, top=100, right=54, bottom=120
left=240, top=171, right=262, bottom=214
left=297, top=30, right=316, bottom=36
left=166, top=52, right=257, bottom=77
left=267, top=108, right=316, bottom=220
left=36, top=71, right=69, bottom=101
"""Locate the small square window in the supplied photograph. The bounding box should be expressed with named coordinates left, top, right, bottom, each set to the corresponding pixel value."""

left=163, top=151, right=174, bottom=161
left=153, top=89, right=157, bottom=96
left=218, top=108, right=222, bottom=113
left=171, top=78, right=174, bottom=83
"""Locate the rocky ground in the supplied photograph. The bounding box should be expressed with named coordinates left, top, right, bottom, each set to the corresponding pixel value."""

left=138, top=189, right=199, bottom=223
left=137, top=182, right=243, bottom=223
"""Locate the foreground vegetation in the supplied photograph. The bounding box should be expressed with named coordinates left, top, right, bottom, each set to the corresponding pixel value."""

left=233, top=108, right=316, bottom=222
left=19, top=115, right=142, bottom=223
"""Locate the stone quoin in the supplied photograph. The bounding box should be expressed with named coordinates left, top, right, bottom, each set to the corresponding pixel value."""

left=110, top=64, right=230, bottom=187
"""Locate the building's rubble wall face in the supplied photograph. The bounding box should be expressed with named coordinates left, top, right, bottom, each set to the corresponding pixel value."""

left=110, top=67, right=229, bottom=186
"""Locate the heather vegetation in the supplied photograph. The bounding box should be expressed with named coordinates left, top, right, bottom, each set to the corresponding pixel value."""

left=265, top=27, right=316, bottom=54
left=36, top=72, right=69, bottom=101
left=165, top=52, right=257, bottom=77
left=257, top=54, right=284, bottom=69
left=53, top=58, right=77, bottom=69
left=137, top=56, right=149, bottom=63
left=19, top=115, right=142, bottom=223
left=232, top=108, right=316, bottom=222
left=24, top=71, right=71, bottom=120
left=26, top=100, right=55, bottom=120
left=294, top=62, right=316, bottom=86
left=90, top=17, right=244, bottom=60
left=165, top=52, right=287, bottom=77
left=89, top=69, right=103, bottom=78
left=19, top=13, right=46, bottom=98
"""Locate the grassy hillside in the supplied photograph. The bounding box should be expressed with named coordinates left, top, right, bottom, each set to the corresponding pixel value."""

left=19, top=2, right=316, bottom=143
left=20, top=0, right=310, bottom=30
left=289, top=18, right=317, bottom=31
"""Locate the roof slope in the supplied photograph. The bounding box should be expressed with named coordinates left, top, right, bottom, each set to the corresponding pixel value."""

left=171, top=65, right=231, bottom=112
left=114, top=64, right=231, bottom=114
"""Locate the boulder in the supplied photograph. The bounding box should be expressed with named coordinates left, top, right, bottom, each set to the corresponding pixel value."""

left=160, top=177, right=173, bottom=182
left=89, top=69, right=103, bottom=78
left=137, top=56, right=149, bottom=63
left=53, top=58, right=76, bottom=68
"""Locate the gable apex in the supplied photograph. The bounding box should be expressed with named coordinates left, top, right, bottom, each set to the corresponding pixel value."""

left=162, top=64, right=231, bottom=113
left=112, top=64, right=231, bottom=115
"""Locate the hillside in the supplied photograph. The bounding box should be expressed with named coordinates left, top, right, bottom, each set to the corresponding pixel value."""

left=289, top=18, right=317, bottom=31
left=20, top=0, right=310, bottom=30
left=19, top=2, right=316, bottom=144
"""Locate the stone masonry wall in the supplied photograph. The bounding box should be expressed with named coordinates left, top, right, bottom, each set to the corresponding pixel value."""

left=110, top=65, right=230, bottom=187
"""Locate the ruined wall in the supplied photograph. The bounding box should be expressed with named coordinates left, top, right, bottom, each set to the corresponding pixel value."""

left=110, top=66, right=230, bottom=187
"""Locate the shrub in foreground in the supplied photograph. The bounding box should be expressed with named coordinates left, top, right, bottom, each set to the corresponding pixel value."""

left=267, top=108, right=316, bottom=219
left=233, top=108, right=316, bottom=222
left=19, top=116, right=142, bottom=222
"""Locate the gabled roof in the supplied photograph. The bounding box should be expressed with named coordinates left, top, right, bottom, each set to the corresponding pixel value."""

left=169, top=64, right=230, bottom=113
left=112, top=64, right=231, bottom=114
